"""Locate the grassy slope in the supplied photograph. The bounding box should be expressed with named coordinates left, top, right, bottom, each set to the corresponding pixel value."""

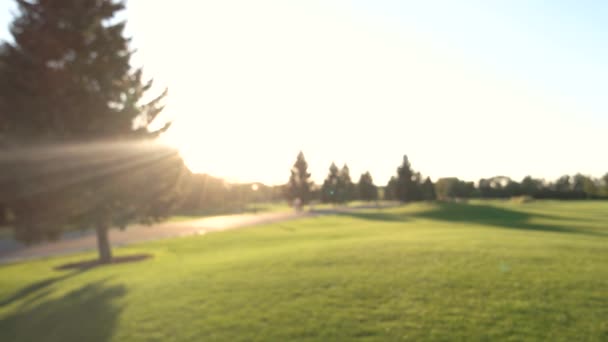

left=0, top=200, right=607, bottom=341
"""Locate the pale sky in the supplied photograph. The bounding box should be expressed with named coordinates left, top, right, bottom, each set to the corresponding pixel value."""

left=1, top=1, right=607, bottom=185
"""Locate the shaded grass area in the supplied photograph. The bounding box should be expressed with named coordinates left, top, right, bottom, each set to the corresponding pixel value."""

left=1, top=201, right=607, bottom=341
left=343, top=200, right=607, bottom=236
left=2, top=280, right=125, bottom=342
left=54, top=254, right=153, bottom=271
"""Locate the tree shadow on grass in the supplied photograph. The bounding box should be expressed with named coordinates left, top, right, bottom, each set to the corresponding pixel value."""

left=336, top=202, right=605, bottom=236
left=0, top=280, right=126, bottom=342
left=411, top=202, right=604, bottom=236
left=311, top=207, right=410, bottom=222
left=0, top=254, right=149, bottom=308
left=0, top=269, right=87, bottom=307
left=54, top=253, right=153, bottom=271
left=336, top=211, right=411, bottom=223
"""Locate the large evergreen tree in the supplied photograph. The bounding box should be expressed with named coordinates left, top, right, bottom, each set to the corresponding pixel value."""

left=395, top=155, right=416, bottom=202
left=321, top=162, right=340, bottom=204
left=337, top=164, right=355, bottom=203
left=410, top=171, right=424, bottom=201
left=0, top=0, right=169, bottom=140
left=420, top=177, right=436, bottom=201
left=0, top=0, right=185, bottom=263
left=384, top=176, right=397, bottom=200
left=285, top=151, right=312, bottom=205
left=358, top=171, right=378, bottom=202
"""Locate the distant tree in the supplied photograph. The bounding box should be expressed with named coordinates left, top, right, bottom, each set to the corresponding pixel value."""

left=554, top=175, right=571, bottom=191
left=457, top=180, right=475, bottom=198
left=434, top=178, right=454, bottom=200
left=410, top=172, right=424, bottom=201
left=309, top=183, right=322, bottom=202
left=570, top=173, right=597, bottom=199
left=337, top=164, right=355, bottom=203
left=395, top=155, right=417, bottom=202
left=504, top=179, right=522, bottom=197
left=178, top=174, right=237, bottom=214
left=176, top=176, right=287, bottom=216
left=358, top=171, right=378, bottom=202
left=435, top=177, right=474, bottom=199
left=384, top=176, right=397, bottom=201
left=478, top=178, right=492, bottom=198
left=568, top=174, right=598, bottom=198
left=285, top=151, right=312, bottom=205
left=432, top=172, right=608, bottom=201
left=582, top=177, right=599, bottom=198
left=420, top=177, right=436, bottom=200
left=570, top=174, right=584, bottom=196
left=553, top=175, right=571, bottom=198
left=489, top=176, right=512, bottom=198
left=321, top=162, right=340, bottom=204
left=520, top=176, right=542, bottom=197
left=0, top=0, right=183, bottom=263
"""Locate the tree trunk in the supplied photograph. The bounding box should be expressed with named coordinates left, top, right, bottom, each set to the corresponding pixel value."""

left=95, top=225, right=112, bottom=263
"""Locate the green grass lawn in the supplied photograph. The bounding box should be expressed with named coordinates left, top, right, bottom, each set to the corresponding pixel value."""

left=1, top=200, right=607, bottom=341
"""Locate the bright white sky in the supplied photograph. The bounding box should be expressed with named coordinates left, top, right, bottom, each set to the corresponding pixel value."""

left=1, top=0, right=607, bottom=185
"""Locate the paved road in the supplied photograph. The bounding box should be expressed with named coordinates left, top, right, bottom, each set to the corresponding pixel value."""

left=0, top=211, right=310, bottom=264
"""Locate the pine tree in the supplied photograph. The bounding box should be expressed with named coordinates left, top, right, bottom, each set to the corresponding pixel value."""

left=420, top=177, right=436, bottom=200
left=384, top=176, right=397, bottom=200
left=285, top=151, right=312, bottom=205
left=0, top=0, right=185, bottom=263
left=0, top=0, right=169, bottom=140
left=358, top=171, right=378, bottom=201
left=337, top=164, right=355, bottom=203
left=321, top=162, right=340, bottom=203
left=395, top=155, right=416, bottom=202
left=410, top=171, right=424, bottom=201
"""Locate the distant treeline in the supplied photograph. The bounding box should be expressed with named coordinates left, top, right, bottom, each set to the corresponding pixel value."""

left=323, top=154, right=608, bottom=202
left=177, top=152, right=608, bottom=214
left=176, top=174, right=284, bottom=215
left=424, top=175, right=607, bottom=200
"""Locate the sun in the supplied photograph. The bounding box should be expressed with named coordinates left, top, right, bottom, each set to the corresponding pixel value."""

left=159, top=121, right=252, bottom=182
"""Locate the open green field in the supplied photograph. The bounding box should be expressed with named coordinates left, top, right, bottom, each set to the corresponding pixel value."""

left=1, top=200, right=607, bottom=341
